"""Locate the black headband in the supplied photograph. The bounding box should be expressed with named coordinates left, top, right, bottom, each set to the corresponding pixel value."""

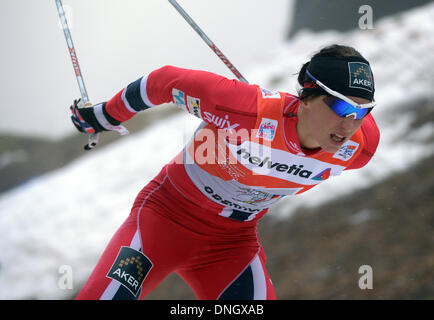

left=303, top=56, right=375, bottom=101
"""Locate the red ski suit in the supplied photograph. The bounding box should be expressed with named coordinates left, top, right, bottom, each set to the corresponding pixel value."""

left=76, top=66, right=380, bottom=300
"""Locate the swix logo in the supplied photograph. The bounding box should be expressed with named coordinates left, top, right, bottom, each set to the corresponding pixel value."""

left=333, top=140, right=359, bottom=161
left=257, top=118, right=278, bottom=141
left=260, top=87, right=280, bottom=99
left=237, top=148, right=313, bottom=178
left=69, top=48, right=81, bottom=77
left=210, top=44, right=243, bottom=80
left=203, top=112, right=240, bottom=131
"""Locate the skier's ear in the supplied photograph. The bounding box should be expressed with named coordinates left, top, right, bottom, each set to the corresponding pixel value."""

left=301, top=94, right=326, bottom=112
left=299, top=95, right=314, bottom=112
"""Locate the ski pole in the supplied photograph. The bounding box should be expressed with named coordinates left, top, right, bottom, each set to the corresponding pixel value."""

left=55, top=0, right=99, bottom=150
left=168, top=0, right=249, bottom=84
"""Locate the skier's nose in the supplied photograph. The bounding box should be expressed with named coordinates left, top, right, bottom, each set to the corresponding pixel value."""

left=340, top=114, right=358, bottom=132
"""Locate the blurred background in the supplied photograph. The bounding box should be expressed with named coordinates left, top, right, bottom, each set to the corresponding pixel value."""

left=0, top=0, right=433, bottom=299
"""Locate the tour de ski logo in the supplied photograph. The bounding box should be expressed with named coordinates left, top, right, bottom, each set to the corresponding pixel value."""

left=256, top=118, right=278, bottom=141
left=348, top=62, right=373, bottom=92
left=106, top=246, right=153, bottom=297
left=260, top=87, right=280, bottom=99
left=333, top=140, right=360, bottom=161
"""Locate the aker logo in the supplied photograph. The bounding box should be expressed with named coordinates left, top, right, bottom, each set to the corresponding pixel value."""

left=260, top=87, right=280, bottom=99
left=106, top=246, right=153, bottom=297
left=257, top=118, right=278, bottom=141
left=333, top=140, right=359, bottom=161
left=348, top=62, right=373, bottom=92
left=186, top=96, right=202, bottom=119
left=172, top=88, right=187, bottom=111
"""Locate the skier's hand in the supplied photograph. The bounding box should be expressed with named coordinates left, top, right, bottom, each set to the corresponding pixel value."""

left=70, top=99, right=129, bottom=135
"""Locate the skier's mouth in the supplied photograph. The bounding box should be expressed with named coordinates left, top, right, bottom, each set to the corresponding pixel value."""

left=330, top=133, right=346, bottom=145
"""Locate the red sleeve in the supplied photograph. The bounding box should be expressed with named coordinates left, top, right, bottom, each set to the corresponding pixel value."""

left=346, top=113, right=380, bottom=170
left=105, top=65, right=258, bottom=130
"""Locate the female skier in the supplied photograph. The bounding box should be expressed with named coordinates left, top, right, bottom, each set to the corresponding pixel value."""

left=72, top=44, right=379, bottom=300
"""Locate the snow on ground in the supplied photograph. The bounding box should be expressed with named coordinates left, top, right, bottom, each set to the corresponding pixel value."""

left=0, top=3, right=433, bottom=299
left=0, top=113, right=201, bottom=299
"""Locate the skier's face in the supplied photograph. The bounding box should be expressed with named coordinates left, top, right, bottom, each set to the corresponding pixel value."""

left=298, top=95, right=368, bottom=153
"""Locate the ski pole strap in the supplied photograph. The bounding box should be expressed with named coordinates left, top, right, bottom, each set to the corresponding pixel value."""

left=93, top=103, right=129, bottom=136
